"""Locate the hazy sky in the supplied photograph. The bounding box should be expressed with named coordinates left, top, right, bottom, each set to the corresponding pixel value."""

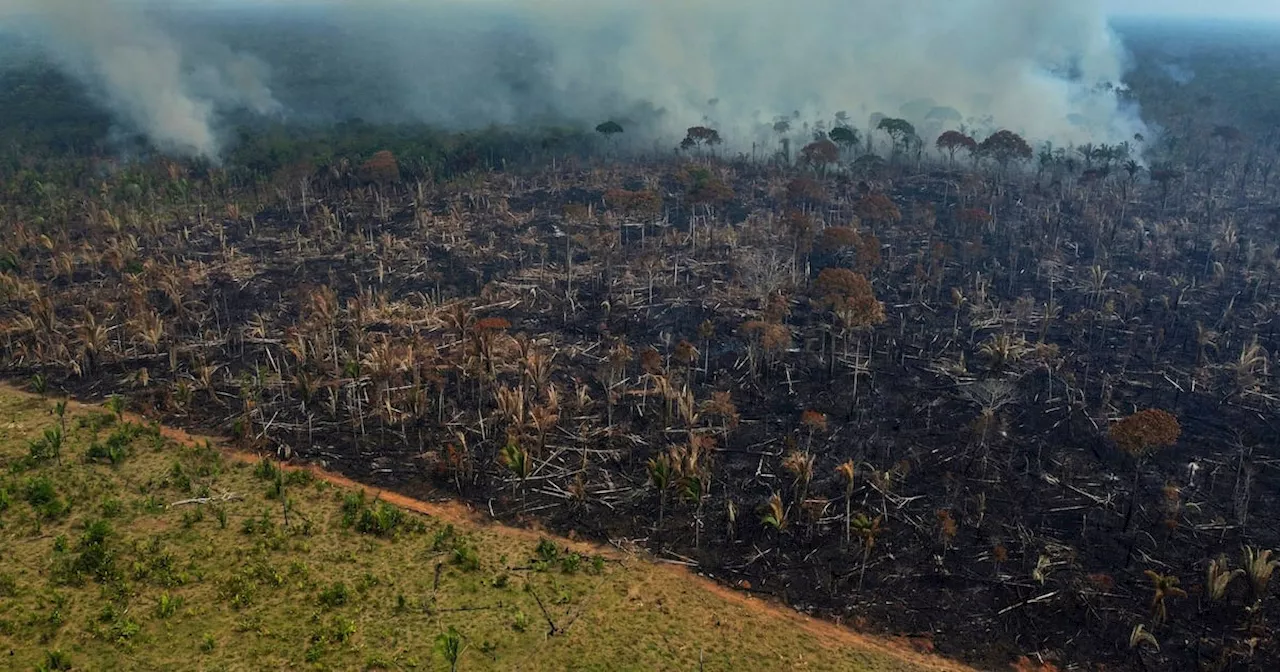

left=1107, top=0, right=1280, bottom=18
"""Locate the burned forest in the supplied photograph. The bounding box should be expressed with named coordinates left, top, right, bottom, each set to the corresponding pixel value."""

left=2, top=16, right=1280, bottom=672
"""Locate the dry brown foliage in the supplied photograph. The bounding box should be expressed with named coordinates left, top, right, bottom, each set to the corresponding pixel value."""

left=814, top=268, right=885, bottom=331
left=1109, top=408, right=1181, bottom=458
left=358, top=150, right=400, bottom=184
left=854, top=193, right=902, bottom=226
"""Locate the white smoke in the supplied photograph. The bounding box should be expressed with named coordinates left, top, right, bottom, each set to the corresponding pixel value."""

left=0, top=0, right=1145, bottom=157
left=0, top=0, right=280, bottom=157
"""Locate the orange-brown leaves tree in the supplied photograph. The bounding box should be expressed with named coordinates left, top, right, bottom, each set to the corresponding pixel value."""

left=740, top=320, right=791, bottom=378
left=815, top=268, right=884, bottom=410
left=815, top=268, right=884, bottom=333
left=1110, top=409, right=1181, bottom=564
left=957, top=207, right=993, bottom=237
left=471, top=316, right=510, bottom=380
left=782, top=210, right=817, bottom=263
left=1110, top=408, right=1181, bottom=459
left=936, top=130, right=978, bottom=166
left=679, top=166, right=734, bottom=210
left=817, top=226, right=859, bottom=254
left=853, top=233, right=881, bottom=275
left=672, top=339, right=698, bottom=374
left=817, top=226, right=880, bottom=275
left=800, top=139, right=840, bottom=173
left=358, top=150, right=400, bottom=185
left=604, top=188, right=662, bottom=221
left=854, top=193, right=901, bottom=230
left=786, top=176, right=827, bottom=212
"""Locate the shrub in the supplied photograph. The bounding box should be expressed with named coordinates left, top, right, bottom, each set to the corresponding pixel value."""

left=355, top=502, right=404, bottom=537
left=132, top=544, right=188, bottom=588
left=155, top=592, right=182, bottom=619
left=168, top=461, right=192, bottom=493
left=253, top=458, right=280, bottom=482
left=96, top=602, right=141, bottom=645
left=219, top=574, right=255, bottom=610
left=356, top=572, right=380, bottom=593
left=451, top=545, right=481, bottom=572
left=25, top=476, right=69, bottom=519
left=266, top=472, right=285, bottom=500
left=28, top=426, right=63, bottom=464
left=318, top=581, right=350, bottom=608
left=86, top=440, right=128, bottom=466
left=329, top=616, right=356, bottom=644
left=100, top=497, right=123, bottom=518
left=535, top=538, right=559, bottom=563
left=86, top=423, right=142, bottom=465
left=77, top=412, right=115, bottom=433
left=38, top=649, right=73, bottom=671
left=240, top=510, right=275, bottom=536
left=431, top=524, right=458, bottom=551
left=181, top=507, right=205, bottom=528
left=72, top=519, right=117, bottom=584
left=512, top=609, right=531, bottom=632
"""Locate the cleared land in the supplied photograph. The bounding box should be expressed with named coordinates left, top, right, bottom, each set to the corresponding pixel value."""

left=0, top=388, right=969, bottom=671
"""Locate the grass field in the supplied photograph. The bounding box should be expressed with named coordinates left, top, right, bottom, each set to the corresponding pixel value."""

left=0, top=388, right=967, bottom=671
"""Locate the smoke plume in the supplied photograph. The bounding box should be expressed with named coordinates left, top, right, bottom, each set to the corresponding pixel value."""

left=0, top=0, right=1145, bottom=157
left=0, top=0, right=280, bottom=157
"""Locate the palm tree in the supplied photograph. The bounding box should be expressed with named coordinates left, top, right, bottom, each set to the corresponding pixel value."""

left=105, top=394, right=126, bottom=423
left=1110, top=409, right=1181, bottom=566
left=760, top=492, right=787, bottom=532
left=647, top=452, right=675, bottom=529
left=978, top=332, right=1029, bottom=373
left=1242, top=547, right=1279, bottom=599
left=781, top=450, right=815, bottom=510
left=30, top=373, right=47, bottom=397
left=835, top=461, right=856, bottom=545
left=1084, top=265, right=1109, bottom=307
left=434, top=626, right=466, bottom=672
left=499, top=439, right=531, bottom=512
left=1205, top=554, right=1243, bottom=602
left=1194, top=321, right=1218, bottom=368
left=75, top=311, right=110, bottom=375
left=1129, top=623, right=1158, bottom=651
left=680, top=466, right=709, bottom=548
left=1144, top=570, right=1186, bottom=625
left=1232, top=338, right=1268, bottom=392
left=700, top=390, right=739, bottom=440
left=851, top=513, right=884, bottom=591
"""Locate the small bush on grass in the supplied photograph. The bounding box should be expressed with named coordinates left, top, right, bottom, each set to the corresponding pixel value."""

left=318, top=581, right=350, bottom=608
left=451, top=545, right=481, bottom=572
left=25, top=476, right=70, bottom=520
